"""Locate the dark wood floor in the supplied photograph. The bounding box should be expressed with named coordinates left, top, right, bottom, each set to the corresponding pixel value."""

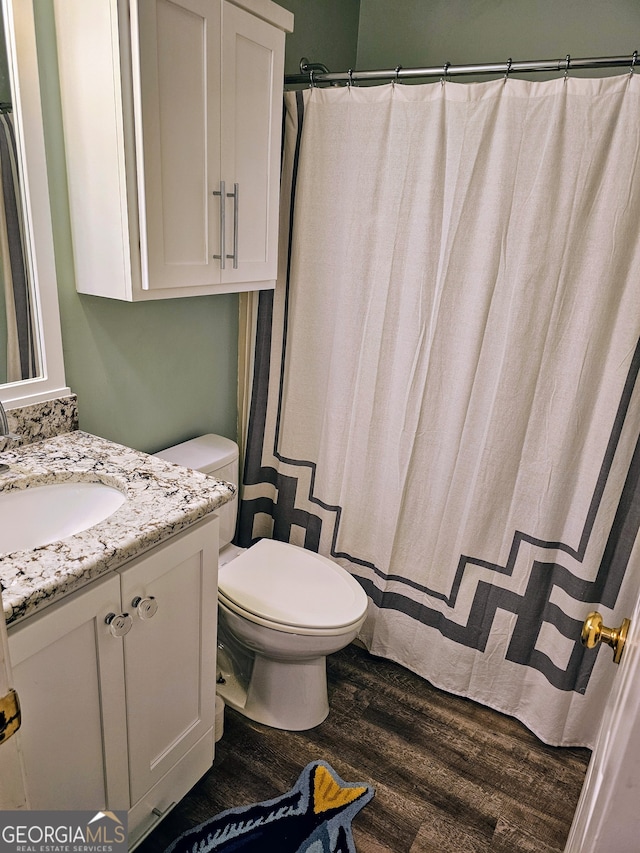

left=138, top=644, right=591, bottom=852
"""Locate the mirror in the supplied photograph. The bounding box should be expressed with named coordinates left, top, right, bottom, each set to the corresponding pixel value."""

left=0, top=6, right=40, bottom=385
left=0, top=0, right=68, bottom=408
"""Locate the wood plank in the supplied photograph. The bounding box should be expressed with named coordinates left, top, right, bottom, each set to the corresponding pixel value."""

left=137, top=643, right=590, bottom=852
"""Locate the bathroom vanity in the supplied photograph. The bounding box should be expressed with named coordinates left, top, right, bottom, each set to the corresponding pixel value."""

left=0, top=430, right=234, bottom=848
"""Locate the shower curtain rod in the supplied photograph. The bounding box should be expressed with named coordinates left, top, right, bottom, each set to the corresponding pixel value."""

left=284, top=52, right=639, bottom=86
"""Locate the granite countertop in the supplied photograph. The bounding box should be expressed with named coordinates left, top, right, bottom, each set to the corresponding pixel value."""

left=0, top=430, right=235, bottom=626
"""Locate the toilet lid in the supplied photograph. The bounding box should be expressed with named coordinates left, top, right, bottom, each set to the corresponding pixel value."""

left=218, top=539, right=368, bottom=630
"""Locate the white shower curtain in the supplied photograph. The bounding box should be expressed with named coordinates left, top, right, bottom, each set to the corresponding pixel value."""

left=239, top=74, right=640, bottom=747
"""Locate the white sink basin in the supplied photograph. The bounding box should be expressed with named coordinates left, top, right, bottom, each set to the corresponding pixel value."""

left=0, top=481, right=126, bottom=554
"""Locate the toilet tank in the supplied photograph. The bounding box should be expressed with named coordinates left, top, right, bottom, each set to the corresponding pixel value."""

left=154, top=434, right=239, bottom=549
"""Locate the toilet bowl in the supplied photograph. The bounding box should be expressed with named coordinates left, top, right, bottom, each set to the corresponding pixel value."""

left=155, top=435, right=368, bottom=731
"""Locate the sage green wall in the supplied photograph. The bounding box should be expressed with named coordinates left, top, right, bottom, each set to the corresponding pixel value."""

left=34, top=4, right=238, bottom=454
left=279, top=0, right=360, bottom=76
left=356, top=0, right=640, bottom=76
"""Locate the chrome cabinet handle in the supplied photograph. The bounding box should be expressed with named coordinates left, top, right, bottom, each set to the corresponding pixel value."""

left=226, top=182, right=239, bottom=269
left=212, top=180, right=226, bottom=269
left=105, top=612, right=133, bottom=638
left=132, top=595, right=158, bottom=620
left=213, top=181, right=239, bottom=270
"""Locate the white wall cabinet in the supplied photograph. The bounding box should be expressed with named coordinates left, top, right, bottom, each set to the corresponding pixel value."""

left=8, top=517, right=219, bottom=849
left=54, top=0, right=293, bottom=301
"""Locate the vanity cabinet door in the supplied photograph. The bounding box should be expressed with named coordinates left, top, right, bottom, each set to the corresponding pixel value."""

left=119, top=518, right=218, bottom=833
left=7, top=573, right=129, bottom=810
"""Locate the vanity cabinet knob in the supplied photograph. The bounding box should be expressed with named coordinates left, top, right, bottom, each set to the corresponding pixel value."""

left=132, top=596, right=158, bottom=620
left=105, top=612, right=133, bottom=637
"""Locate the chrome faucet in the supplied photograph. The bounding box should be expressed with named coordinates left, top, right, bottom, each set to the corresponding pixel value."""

left=0, top=400, right=17, bottom=438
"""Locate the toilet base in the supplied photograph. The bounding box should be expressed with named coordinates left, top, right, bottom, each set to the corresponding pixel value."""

left=217, top=653, right=330, bottom=731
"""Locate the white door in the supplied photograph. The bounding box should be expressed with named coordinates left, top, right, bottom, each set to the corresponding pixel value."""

left=0, top=590, right=29, bottom=810
left=564, top=582, right=640, bottom=849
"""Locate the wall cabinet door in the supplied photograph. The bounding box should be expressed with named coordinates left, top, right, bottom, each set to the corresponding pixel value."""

left=137, top=0, right=223, bottom=293
left=54, top=0, right=292, bottom=301
left=218, top=1, right=284, bottom=288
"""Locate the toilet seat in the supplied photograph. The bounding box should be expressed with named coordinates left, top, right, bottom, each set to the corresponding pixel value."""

left=218, top=539, right=368, bottom=635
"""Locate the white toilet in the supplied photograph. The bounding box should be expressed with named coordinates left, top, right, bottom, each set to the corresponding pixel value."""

left=155, top=434, right=368, bottom=731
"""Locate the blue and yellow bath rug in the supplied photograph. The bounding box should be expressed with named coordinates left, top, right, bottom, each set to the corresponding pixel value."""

left=165, top=760, right=374, bottom=853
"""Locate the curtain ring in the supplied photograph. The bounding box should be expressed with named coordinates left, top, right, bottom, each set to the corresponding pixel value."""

left=347, top=68, right=354, bottom=87
left=504, top=57, right=512, bottom=83
left=630, top=50, right=638, bottom=75
left=394, top=65, right=402, bottom=87
left=309, top=68, right=315, bottom=88
left=441, top=61, right=450, bottom=85
left=564, top=54, right=571, bottom=80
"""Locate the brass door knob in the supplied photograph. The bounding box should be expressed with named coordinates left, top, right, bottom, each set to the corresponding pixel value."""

left=581, top=611, right=630, bottom=664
